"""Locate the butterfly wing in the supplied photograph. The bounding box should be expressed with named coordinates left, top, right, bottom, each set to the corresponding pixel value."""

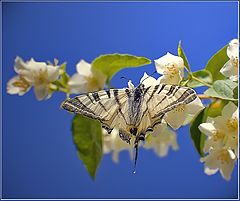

left=61, top=88, right=132, bottom=142
left=142, top=84, right=198, bottom=131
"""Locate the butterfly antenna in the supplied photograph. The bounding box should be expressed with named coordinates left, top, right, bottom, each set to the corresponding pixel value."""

left=120, top=76, right=128, bottom=80
left=133, top=139, right=139, bottom=174
left=140, top=70, right=157, bottom=84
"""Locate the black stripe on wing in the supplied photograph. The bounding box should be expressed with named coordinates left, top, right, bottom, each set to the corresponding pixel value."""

left=61, top=97, right=106, bottom=121
left=153, top=88, right=197, bottom=118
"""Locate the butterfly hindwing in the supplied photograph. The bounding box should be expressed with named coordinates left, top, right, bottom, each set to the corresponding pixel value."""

left=142, top=84, right=197, bottom=131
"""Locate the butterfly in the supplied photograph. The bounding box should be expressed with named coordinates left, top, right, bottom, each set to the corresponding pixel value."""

left=61, top=83, right=198, bottom=171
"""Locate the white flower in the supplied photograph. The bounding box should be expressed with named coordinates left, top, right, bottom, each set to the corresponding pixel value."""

left=127, top=80, right=135, bottom=89
left=154, top=52, right=185, bottom=85
left=199, top=102, right=238, bottom=180
left=8, top=56, right=59, bottom=100
left=199, top=102, right=238, bottom=155
left=140, top=72, right=160, bottom=86
left=220, top=39, right=239, bottom=81
left=103, top=128, right=133, bottom=163
left=144, top=122, right=179, bottom=157
left=128, top=72, right=160, bottom=89
left=7, top=75, right=31, bottom=96
left=68, top=60, right=107, bottom=94
left=201, top=148, right=236, bottom=181
left=164, top=94, right=204, bottom=130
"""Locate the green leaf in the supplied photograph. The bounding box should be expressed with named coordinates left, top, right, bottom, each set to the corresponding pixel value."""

left=205, top=45, right=228, bottom=81
left=187, top=70, right=212, bottom=88
left=190, top=110, right=206, bottom=157
left=72, top=114, right=102, bottom=180
left=204, top=79, right=238, bottom=101
left=178, top=41, right=191, bottom=72
left=92, top=54, right=151, bottom=81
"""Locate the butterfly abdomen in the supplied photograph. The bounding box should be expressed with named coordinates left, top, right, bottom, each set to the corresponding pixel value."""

left=128, top=87, right=144, bottom=126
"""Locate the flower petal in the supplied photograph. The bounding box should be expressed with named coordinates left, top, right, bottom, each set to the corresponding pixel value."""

left=46, top=65, right=59, bottom=82
left=27, top=58, right=48, bottom=72
left=220, top=159, right=235, bottom=181
left=220, top=60, right=235, bottom=78
left=159, top=73, right=182, bottom=85
left=76, top=60, right=92, bottom=77
left=227, top=39, right=239, bottom=59
left=7, top=76, right=31, bottom=96
left=204, top=166, right=219, bottom=175
left=154, top=52, right=184, bottom=75
left=68, top=74, right=88, bottom=94
left=221, top=101, right=238, bottom=119
left=202, top=151, right=219, bottom=169
left=164, top=106, right=187, bottom=129
left=150, top=121, right=167, bottom=137
left=140, top=72, right=159, bottom=87
left=198, top=123, right=216, bottom=136
left=156, top=143, right=169, bottom=157
left=34, top=84, right=48, bottom=101
left=144, top=125, right=178, bottom=158
left=128, top=80, right=135, bottom=89
left=228, top=149, right=236, bottom=160
left=14, top=56, right=28, bottom=73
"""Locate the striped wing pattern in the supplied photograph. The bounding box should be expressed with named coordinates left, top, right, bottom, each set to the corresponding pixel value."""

left=142, top=84, right=197, bottom=132
left=61, top=84, right=197, bottom=143
left=61, top=89, right=130, bottom=136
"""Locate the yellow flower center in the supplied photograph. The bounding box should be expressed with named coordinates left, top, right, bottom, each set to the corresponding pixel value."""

left=212, top=130, right=225, bottom=142
left=166, top=64, right=178, bottom=78
left=217, top=149, right=230, bottom=164
left=13, top=76, right=30, bottom=91
left=226, top=117, right=238, bottom=132
left=232, top=57, right=238, bottom=69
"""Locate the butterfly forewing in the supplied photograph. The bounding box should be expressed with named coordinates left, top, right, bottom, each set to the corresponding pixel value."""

left=62, top=88, right=131, bottom=133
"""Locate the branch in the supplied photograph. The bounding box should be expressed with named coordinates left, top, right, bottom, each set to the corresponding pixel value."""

left=197, top=94, right=215, bottom=100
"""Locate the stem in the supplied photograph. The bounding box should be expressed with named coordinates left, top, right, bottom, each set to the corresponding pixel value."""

left=66, top=93, right=70, bottom=99
left=184, top=66, right=190, bottom=73
left=191, top=76, right=212, bottom=87
left=197, top=94, right=215, bottom=100
left=58, top=87, right=68, bottom=93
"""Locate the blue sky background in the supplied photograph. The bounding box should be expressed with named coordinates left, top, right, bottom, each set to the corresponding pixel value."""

left=2, top=2, right=238, bottom=199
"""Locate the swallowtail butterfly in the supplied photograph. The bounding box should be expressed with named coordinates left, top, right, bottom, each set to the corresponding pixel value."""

left=61, top=83, right=198, bottom=171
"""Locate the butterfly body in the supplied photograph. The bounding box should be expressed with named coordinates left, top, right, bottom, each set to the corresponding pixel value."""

left=128, top=85, right=145, bottom=127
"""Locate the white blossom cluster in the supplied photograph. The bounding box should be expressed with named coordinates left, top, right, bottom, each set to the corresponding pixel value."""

left=7, top=57, right=60, bottom=100
left=199, top=102, right=238, bottom=181
left=7, top=58, right=106, bottom=100
left=198, top=39, right=239, bottom=181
